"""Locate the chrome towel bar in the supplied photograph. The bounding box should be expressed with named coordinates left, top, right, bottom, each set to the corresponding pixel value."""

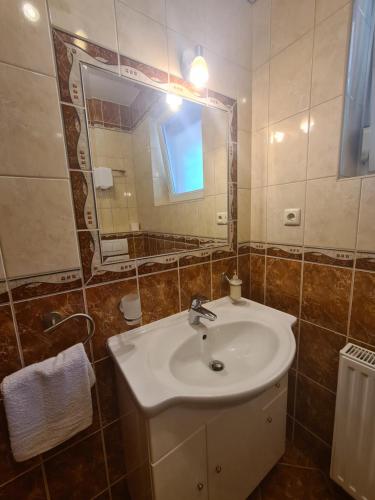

left=42, top=312, right=95, bottom=346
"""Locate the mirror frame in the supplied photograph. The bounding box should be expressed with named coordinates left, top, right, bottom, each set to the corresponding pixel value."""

left=53, top=28, right=238, bottom=285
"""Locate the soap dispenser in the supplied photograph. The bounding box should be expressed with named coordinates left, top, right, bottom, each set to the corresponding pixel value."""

left=222, top=272, right=243, bottom=302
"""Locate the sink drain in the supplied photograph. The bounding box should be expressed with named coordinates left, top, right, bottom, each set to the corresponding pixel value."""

left=209, top=360, right=225, bottom=372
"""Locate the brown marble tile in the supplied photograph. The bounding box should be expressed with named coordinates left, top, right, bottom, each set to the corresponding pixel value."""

left=104, top=413, right=147, bottom=484
left=350, top=271, right=375, bottom=347
left=70, top=170, right=97, bottom=230
left=110, top=477, right=131, bottom=500
left=0, top=466, right=47, bottom=499
left=0, top=401, right=39, bottom=486
left=250, top=254, right=265, bottom=303
left=0, top=305, right=21, bottom=381
left=238, top=254, right=250, bottom=299
left=247, top=486, right=261, bottom=500
left=287, top=370, right=296, bottom=416
left=111, top=464, right=151, bottom=500
left=296, top=374, right=336, bottom=445
left=14, top=290, right=87, bottom=365
left=259, top=464, right=345, bottom=500
left=87, top=98, right=103, bottom=125
left=281, top=421, right=331, bottom=474
left=178, top=250, right=211, bottom=267
left=302, top=263, right=352, bottom=334
left=102, top=101, right=121, bottom=127
left=299, top=321, right=345, bottom=392
left=179, top=263, right=211, bottom=311
left=0, top=281, right=9, bottom=305
left=86, top=278, right=138, bottom=360
left=212, top=258, right=237, bottom=300
left=44, top=432, right=107, bottom=500
left=139, top=271, right=179, bottom=324
left=95, top=357, right=120, bottom=425
left=265, top=257, right=301, bottom=316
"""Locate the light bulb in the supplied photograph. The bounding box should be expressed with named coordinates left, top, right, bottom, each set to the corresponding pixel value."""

left=22, top=2, right=40, bottom=22
left=166, top=93, right=182, bottom=112
left=189, top=47, right=209, bottom=89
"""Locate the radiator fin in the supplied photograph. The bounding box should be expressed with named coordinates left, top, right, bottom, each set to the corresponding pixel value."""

left=331, top=343, right=375, bottom=500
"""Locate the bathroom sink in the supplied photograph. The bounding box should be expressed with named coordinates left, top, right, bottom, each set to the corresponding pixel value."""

left=108, top=297, right=296, bottom=416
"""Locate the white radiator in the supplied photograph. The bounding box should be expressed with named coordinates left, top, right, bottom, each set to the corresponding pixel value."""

left=331, top=343, right=375, bottom=500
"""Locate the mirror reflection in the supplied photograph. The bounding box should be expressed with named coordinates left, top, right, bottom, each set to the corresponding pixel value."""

left=82, top=65, right=229, bottom=263
left=340, top=0, right=375, bottom=177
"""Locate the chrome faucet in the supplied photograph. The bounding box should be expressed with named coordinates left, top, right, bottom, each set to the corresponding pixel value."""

left=188, top=295, right=217, bottom=325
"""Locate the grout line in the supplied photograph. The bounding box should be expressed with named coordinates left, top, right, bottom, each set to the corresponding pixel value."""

left=298, top=371, right=337, bottom=396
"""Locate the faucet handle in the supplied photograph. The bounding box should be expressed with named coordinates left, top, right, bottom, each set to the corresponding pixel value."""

left=190, top=294, right=210, bottom=309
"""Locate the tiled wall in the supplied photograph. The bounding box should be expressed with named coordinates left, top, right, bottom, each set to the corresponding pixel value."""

left=0, top=0, right=252, bottom=498
left=250, top=0, right=375, bottom=476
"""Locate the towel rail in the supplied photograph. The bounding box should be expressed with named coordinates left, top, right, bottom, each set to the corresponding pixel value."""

left=42, top=312, right=95, bottom=345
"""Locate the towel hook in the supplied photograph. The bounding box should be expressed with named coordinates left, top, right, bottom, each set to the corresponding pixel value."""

left=42, top=312, right=95, bottom=346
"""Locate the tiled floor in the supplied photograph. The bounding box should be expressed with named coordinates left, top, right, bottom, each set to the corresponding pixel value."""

left=247, top=440, right=351, bottom=500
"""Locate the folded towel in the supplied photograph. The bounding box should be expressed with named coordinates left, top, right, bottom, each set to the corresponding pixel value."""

left=93, top=166, right=113, bottom=189
left=1, top=343, right=95, bottom=462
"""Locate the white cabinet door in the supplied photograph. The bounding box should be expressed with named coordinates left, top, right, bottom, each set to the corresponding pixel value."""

left=152, top=427, right=208, bottom=500
left=207, top=390, right=287, bottom=500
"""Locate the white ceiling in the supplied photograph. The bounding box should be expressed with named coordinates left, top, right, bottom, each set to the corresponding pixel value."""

left=82, top=65, right=140, bottom=106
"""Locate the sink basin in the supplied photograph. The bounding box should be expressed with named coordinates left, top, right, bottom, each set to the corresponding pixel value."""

left=108, top=297, right=296, bottom=416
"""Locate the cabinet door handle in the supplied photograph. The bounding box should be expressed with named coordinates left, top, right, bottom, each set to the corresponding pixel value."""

left=215, top=465, right=222, bottom=473
left=197, top=482, right=204, bottom=491
left=266, top=416, right=273, bottom=423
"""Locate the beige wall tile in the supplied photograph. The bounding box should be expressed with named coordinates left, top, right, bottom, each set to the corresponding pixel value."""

left=357, top=177, right=375, bottom=252
left=268, top=111, right=309, bottom=185
left=236, top=67, right=252, bottom=133
left=206, top=0, right=252, bottom=69
left=267, top=181, right=306, bottom=245
left=307, top=96, right=343, bottom=179
left=311, top=5, right=351, bottom=106
left=118, top=0, right=165, bottom=24
left=238, top=189, right=251, bottom=242
left=315, top=0, right=351, bottom=24
left=251, top=128, right=268, bottom=188
left=166, top=0, right=206, bottom=46
left=305, top=177, right=361, bottom=249
left=271, top=0, right=315, bottom=56
left=0, top=178, right=79, bottom=278
left=251, top=187, right=267, bottom=241
left=117, top=2, right=168, bottom=71
left=0, top=0, right=55, bottom=75
left=269, top=32, right=313, bottom=124
left=0, top=63, right=67, bottom=178
left=252, top=63, right=269, bottom=131
left=238, top=131, right=251, bottom=189
left=251, top=0, right=271, bottom=70
left=48, top=0, right=117, bottom=51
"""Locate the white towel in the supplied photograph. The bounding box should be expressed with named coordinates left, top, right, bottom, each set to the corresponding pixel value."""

left=0, top=343, right=95, bottom=462
left=93, top=166, right=113, bottom=189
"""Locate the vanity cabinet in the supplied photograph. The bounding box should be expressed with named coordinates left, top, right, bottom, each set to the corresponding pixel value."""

left=149, top=375, right=288, bottom=500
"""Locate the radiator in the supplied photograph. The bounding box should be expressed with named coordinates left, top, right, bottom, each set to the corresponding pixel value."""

left=331, top=343, right=375, bottom=500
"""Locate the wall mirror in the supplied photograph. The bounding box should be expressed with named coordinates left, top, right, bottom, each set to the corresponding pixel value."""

left=340, top=0, right=375, bottom=177
left=81, top=64, right=230, bottom=264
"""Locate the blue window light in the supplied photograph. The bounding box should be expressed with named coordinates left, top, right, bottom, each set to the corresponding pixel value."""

left=162, top=100, right=204, bottom=195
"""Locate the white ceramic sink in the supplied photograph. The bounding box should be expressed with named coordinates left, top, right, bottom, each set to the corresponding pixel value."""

left=108, top=297, right=296, bottom=416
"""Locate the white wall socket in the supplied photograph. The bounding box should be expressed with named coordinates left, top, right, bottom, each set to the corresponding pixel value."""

left=283, top=208, right=301, bottom=226
left=216, top=212, right=228, bottom=225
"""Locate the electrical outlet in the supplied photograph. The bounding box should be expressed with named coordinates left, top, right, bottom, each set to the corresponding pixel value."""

left=284, top=208, right=301, bottom=226
left=216, top=212, right=228, bottom=225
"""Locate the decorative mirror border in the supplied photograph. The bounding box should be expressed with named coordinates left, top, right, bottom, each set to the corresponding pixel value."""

left=52, top=28, right=238, bottom=285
